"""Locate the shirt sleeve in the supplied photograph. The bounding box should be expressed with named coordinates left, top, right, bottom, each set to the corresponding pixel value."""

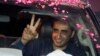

left=9, top=38, right=24, bottom=50
left=22, top=38, right=44, bottom=56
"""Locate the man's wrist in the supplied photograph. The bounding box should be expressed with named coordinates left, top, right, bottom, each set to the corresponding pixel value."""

left=21, top=38, right=29, bottom=45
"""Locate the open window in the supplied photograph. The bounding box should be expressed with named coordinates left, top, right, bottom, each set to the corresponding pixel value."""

left=18, top=4, right=99, bottom=55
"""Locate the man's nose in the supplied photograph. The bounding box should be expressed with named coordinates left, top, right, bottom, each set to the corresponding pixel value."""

left=57, top=32, right=61, bottom=39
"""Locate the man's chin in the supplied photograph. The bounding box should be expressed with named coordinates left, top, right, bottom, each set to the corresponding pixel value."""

left=54, top=43, right=63, bottom=47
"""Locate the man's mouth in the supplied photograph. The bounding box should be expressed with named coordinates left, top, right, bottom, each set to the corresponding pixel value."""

left=56, top=39, right=62, bottom=43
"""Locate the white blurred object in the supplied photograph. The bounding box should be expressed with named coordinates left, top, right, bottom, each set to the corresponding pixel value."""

left=0, top=15, right=10, bottom=22
left=47, top=49, right=72, bottom=56
left=0, top=48, right=22, bottom=56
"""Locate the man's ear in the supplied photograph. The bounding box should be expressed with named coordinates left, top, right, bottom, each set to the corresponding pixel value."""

left=71, top=30, right=75, bottom=38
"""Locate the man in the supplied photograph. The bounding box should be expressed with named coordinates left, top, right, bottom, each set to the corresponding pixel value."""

left=20, top=15, right=86, bottom=56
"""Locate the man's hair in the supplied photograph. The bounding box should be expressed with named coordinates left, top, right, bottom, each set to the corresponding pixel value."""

left=51, top=17, right=74, bottom=32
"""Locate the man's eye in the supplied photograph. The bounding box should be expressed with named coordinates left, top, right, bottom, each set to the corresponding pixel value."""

left=62, top=30, right=68, bottom=33
left=53, top=29, right=58, bottom=32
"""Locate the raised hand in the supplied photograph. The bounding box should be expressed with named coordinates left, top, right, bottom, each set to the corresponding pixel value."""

left=21, top=15, right=40, bottom=44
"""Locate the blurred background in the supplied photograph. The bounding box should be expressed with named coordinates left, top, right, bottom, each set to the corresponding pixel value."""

left=89, top=0, right=100, bottom=22
left=89, top=0, right=100, bottom=12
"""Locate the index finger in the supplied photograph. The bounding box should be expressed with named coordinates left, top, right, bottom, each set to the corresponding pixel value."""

left=30, top=14, right=35, bottom=26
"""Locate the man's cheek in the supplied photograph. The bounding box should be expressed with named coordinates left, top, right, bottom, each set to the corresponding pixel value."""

left=62, top=35, right=67, bottom=38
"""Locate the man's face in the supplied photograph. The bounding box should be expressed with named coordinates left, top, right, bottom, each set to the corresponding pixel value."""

left=52, top=21, right=72, bottom=47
